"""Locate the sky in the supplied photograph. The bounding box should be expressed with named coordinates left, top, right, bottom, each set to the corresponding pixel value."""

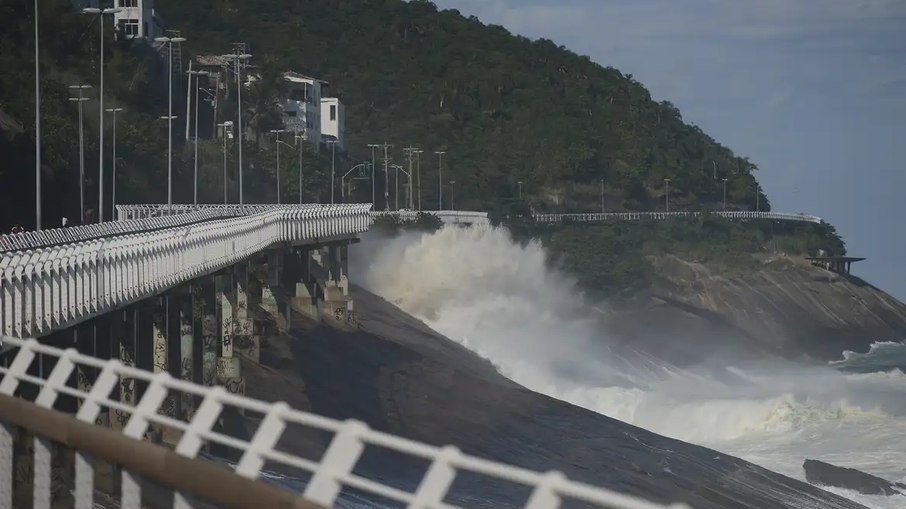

left=435, top=0, right=906, bottom=300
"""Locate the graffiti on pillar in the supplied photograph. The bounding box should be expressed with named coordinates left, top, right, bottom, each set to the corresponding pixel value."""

left=153, top=316, right=167, bottom=372
left=202, top=314, right=217, bottom=386
left=334, top=306, right=346, bottom=322
left=159, top=394, right=176, bottom=418
left=346, top=309, right=358, bottom=326
left=117, top=343, right=136, bottom=430
left=223, top=377, right=245, bottom=395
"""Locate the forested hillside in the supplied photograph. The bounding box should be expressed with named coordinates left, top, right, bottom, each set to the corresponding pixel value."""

left=5, top=0, right=771, bottom=228
left=160, top=0, right=769, bottom=214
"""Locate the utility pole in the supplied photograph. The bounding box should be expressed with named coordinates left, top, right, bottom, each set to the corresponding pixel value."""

left=327, top=139, right=338, bottom=204
left=188, top=70, right=209, bottom=204
left=435, top=151, right=445, bottom=210
left=518, top=181, right=523, bottom=200
left=403, top=146, right=417, bottom=210
left=449, top=180, right=456, bottom=209
left=722, top=178, right=729, bottom=211
left=368, top=143, right=378, bottom=208
left=106, top=107, right=123, bottom=217
left=85, top=4, right=124, bottom=222
left=155, top=34, right=186, bottom=213
left=600, top=178, right=605, bottom=213
left=297, top=131, right=304, bottom=205
left=415, top=149, right=423, bottom=210
left=216, top=122, right=230, bottom=204
left=380, top=143, right=392, bottom=211
left=34, top=0, right=41, bottom=229
left=664, top=178, right=671, bottom=212
left=184, top=60, right=193, bottom=141
left=68, top=85, right=91, bottom=224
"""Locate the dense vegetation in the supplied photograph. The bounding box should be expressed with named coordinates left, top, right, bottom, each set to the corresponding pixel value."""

left=4, top=0, right=836, bottom=291
left=508, top=217, right=846, bottom=297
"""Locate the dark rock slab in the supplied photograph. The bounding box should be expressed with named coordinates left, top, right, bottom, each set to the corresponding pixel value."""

left=804, top=459, right=904, bottom=496
left=238, top=286, right=866, bottom=509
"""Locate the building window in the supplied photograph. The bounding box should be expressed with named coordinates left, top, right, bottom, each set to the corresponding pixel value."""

left=119, top=19, right=140, bottom=37
left=120, top=0, right=138, bottom=7
left=330, top=105, right=336, bottom=121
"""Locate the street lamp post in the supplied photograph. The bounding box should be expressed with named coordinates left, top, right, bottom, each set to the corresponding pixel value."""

left=368, top=144, right=379, bottom=208
left=722, top=178, right=729, bottom=211
left=106, top=107, right=123, bottom=217
left=327, top=139, right=337, bottom=204
left=518, top=181, right=523, bottom=200
left=435, top=151, right=445, bottom=210
left=216, top=122, right=231, bottom=204
left=296, top=132, right=304, bottom=205
left=755, top=184, right=761, bottom=212
left=600, top=178, right=605, bottom=213
left=223, top=50, right=252, bottom=204
left=270, top=129, right=287, bottom=204
left=341, top=163, right=370, bottom=202
left=35, top=0, right=41, bottom=229
left=664, top=178, right=671, bottom=212
left=415, top=149, right=423, bottom=210
left=68, top=85, right=91, bottom=224
left=83, top=5, right=122, bottom=222
left=155, top=35, right=186, bottom=212
left=449, top=180, right=456, bottom=210
left=188, top=70, right=209, bottom=205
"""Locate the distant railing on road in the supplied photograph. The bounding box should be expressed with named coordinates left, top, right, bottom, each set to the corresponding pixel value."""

left=0, top=205, right=372, bottom=338
left=371, top=210, right=491, bottom=226
left=531, top=211, right=824, bottom=225
left=0, top=335, right=690, bottom=509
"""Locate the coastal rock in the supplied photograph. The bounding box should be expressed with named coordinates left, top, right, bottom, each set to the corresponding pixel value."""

left=803, top=459, right=904, bottom=496
left=646, top=257, right=906, bottom=361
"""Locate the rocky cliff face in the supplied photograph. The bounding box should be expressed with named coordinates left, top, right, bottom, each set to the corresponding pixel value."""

left=640, top=256, right=906, bottom=361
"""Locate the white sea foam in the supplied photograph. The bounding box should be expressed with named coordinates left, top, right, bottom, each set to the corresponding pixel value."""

left=354, top=225, right=906, bottom=509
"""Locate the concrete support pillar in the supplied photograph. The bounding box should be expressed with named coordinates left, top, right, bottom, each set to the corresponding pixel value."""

left=150, top=297, right=176, bottom=444
left=260, top=252, right=282, bottom=319
left=112, top=308, right=137, bottom=431
left=198, top=280, right=218, bottom=387
left=233, top=264, right=259, bottom=363
left=215, top=274, right=244, bottom=396
left=287, top=248, right=321, bottom=320
left=178, top=296, right=195, bottom=422
left=322, top=244, right=354, bottom=323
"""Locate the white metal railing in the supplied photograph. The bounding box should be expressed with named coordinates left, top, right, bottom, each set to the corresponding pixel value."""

left=531, top=211, right=824, bottom=224
left=371, top=210, right=491, bottom=226
left=0, top=205, right=372, bottom=338
left=0, top=336, right=690, bottom=509
left=114, top=204, right=336, bottom=222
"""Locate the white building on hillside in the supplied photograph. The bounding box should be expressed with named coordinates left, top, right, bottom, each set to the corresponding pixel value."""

left=282, top=72, right=326, bottom=145
left=110, top=0, right=164, bottom=40
left=320, top=98, right=345, bottom=150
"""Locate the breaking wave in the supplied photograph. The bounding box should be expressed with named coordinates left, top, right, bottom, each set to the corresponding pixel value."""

left=354, top=225, right=906, bottom=509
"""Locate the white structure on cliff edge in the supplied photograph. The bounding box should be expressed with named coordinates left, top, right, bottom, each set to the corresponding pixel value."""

left=320, top=97, right=345, bottom=150
left=110, top=0, right=164, bottom=40
left=282, top=71, right=326, bottom=146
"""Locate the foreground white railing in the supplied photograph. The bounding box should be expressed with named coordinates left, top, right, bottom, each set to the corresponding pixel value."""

left=0, top=205, right=372, bottom=338
left=531, top=211, right=824, bottom=224
left=0, top=336, right=689, bottom=509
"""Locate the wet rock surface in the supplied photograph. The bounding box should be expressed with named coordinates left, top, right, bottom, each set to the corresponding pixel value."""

left=804, top=459, right=905, bottom=497
left=236, top=286, right=866, bottom=509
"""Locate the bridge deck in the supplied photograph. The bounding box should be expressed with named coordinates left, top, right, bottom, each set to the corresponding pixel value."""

left=0, top=205, right=371, bottom=338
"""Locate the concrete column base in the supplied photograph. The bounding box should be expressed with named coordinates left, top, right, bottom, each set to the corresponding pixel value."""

left=216, top=356, right=245, bottom=404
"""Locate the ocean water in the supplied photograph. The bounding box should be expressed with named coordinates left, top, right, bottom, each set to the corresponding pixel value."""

left=356, top=225, right=906, bottom=509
